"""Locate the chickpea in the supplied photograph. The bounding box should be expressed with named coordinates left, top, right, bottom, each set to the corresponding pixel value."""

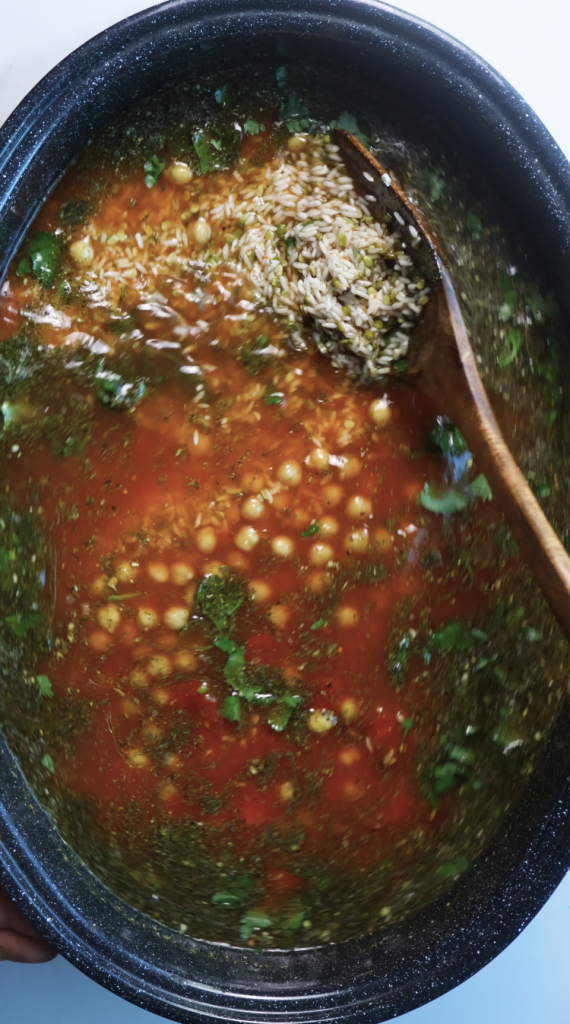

left=345, top=528, right=369, bottom=553
left=340, top=455, right=361, bottom=479
left=69, top=237, right=94, bottom=266
left=91, top=575, right=107, bottom=596
left=171, top=562, right=194, bottom=585
left=307, top=571, right=329, bottom=594
left=193, top=217, right=211, bottom=245
left=369, top=396, right=392, bottom=428
left=340, top=697, right=360, bottom=723
left=147, top=654, right=171, bottom=678
left=203, top=561, right=223, bottom=577
left=235, top=525, right=260, bottom=551
left=196, top=527, right=217, bottom=554
left=97, top=604, right=121, bottom=633
left=171, top=161, right=192, bottom=185
left=279, top=781, right=295, bottom=802
left=374, top=528, right=393, bottom=553
left=318, top=515, right=339, bottom=538
left=125, top=749, right=150, bottom=769
left=346, top=494, right=372, bottom=518
left=277, top=459, right=302, bottom=488
left=89, top=630, right=110, bottom=652
left=321, top=483, right=343, bottom=507
left=249, top=580, right=272, bottom=603
left=148, top=562, right=169, bottom=583
left=138, top=607, right=159, bottom=629
left=307, top=709, right=337, bottom=734
left=144, top=722, right=163, bottom=743
left=308, top=447, right=330, bottom=470
left=115, top=561, right=138, bottom=582
left=267, top=603, right=290, bottom=630
left=335, top=605, right=360, bottom=628
left=174, top=650, right=197, bottom=670
left=288, top=134, right=308, bottom=153
left=272, top=535, right=294, bottom=558
left=241, top=469, right=265, bottom=493
left=339, top=747, right=361, bottom=766
left=309, top=542, right=334, bottom=566
left=164, top=606, right=190, bottom=631
left=242, top=496, right=264, bottom=520
left=130, top=669, right=149, bottom=688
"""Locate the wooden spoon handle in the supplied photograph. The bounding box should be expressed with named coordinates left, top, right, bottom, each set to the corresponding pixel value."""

left=420, top=261, right=570, bottom=639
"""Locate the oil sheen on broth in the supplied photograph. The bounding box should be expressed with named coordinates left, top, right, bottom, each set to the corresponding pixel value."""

left=0, top=78, right=566, bottom=948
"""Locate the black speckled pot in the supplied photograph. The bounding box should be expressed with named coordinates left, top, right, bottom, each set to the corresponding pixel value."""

left=1, top=2, right=570, bottom=1020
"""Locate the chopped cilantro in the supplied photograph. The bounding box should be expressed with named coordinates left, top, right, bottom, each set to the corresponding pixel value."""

left=37, top=675, right=53, bottom=699
left=16, top=231, right=63, bottom=289
left=429, top=172, right=444, bottom=203
left=523, top=626, right=542, bottom=642
left=400, top=716, right=414, bottom=738
left=466, top=208, right=482, bottom=239
left=498, top=326, right=523, bottom=367
left=95, top=363, right=146, bottom=410
left=428, top=418, right=468, bottom=458
left=211, top=876, right=252, bottom=907
left=534, top=480, right=550, bottom=499
left=469, top=474, right=492, bottom=501
left=330, top=111, right=370, bottom=147
left=41, top=753, right=55, bottom=774
left=302, top=523, right=320, bottom=538
left=214, top=84, right=228, bottom=105
left=243, top=118, right=265, bottom=135
left=59, top=198, right=90, bottom=228
left=240, top=911, right=272, bottom=941
left=310, top=617, right=325, bottom=631
left=275, top=65, right=288, bottom=89
left=268, top=694, right=301, bottom=732
left=196, top=571, right=245, bottom=632
left=143, top=155, right=166, bottom=188
left=264, top=389, right=283, bottom=405
left=437, top=855, right=469, bottom=879
left=281, top=910, right=305, bottom=931
left=419, top=482, right=467, bottom=515
left=221, top=695, right=241, bottom=722
left=431, top=621, right=488, bottom=654
left=5, top=611, right=42, bottom=637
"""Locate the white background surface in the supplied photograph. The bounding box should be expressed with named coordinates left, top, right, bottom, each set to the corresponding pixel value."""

left=1, top=2, right=570, bottom=1022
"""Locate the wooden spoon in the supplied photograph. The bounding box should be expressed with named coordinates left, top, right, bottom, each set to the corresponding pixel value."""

left=333, top=128, right=570, bottom=638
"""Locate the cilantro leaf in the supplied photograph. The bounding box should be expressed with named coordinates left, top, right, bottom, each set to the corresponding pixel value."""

left=144, top=155, right=166, bottom=188
left=466, top=208, right=482, bottom=239
left=330, top=111, right=370, bottom=147
left=469, top=474, right=493, bottom=501
left=243, top=118, right=265, bottom=135
left=221, top=695, right=241, bottom=722
left=5, top=612, right=42, bottom=637
left=264, top=390, right=283, bottom=405
left=211, top=876, right=252, bottom=907
left=400, top=716, right=414, bottom=738
left=37, top=675, right=53, bottom=699
left=419, top=482, right=467, bottom=515
left=437, top=855, right=469, bottom=879
left=41, top=753, right=55, bottom=774
left=431, top=620, right=489, bottom=654
left=214, top=84, right=228, bottom=106
left=302, top=523, right=320, bottom=538
left=95, top=362, right=146, bottom=410
left=429, top=172, right=444, bottom=203
left=16, top=232, right=63, bottom=289
left=240, top=911, right=272, bottom=941
left=267, top=694, right=301, bottom=732
left=310, top=617, right=325, bottom=631
left=498, top=326, right=523, bottom=367
left=196, top=571, right=245, bottom=632
left=281, top=910, right=305, bottom=931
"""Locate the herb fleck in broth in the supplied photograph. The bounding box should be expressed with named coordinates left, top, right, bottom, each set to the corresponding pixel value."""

left=0, top=68, right=568, bottom=948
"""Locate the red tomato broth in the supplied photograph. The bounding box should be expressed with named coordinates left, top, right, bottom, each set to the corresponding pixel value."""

left=0, top=116, right=542, bottom=947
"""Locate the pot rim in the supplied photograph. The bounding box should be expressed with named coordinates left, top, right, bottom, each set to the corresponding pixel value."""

left=1, top=3, right=570, bottom=1022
